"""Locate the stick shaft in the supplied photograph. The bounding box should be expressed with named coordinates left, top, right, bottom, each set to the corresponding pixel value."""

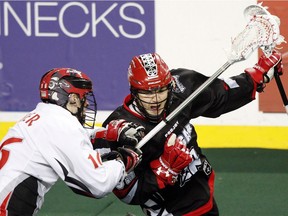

left=136, top=61, right=233, bottom=149
left=274, top=68, right=288, bottom=114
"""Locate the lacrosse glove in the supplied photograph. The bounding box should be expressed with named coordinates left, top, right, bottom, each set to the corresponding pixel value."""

left=91, top=119, right=145, bottom=147
left=245, top=50, right=283, bottom=92
left=105, top=119, right=145, bottom=147
left=150, top=133, right=192, bottom=189
left=101, top=146, right=142, bottom=173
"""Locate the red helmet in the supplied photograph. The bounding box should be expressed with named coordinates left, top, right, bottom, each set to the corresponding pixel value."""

left=128, top=53, right=173, bottom=90
left=40, top=68, right=93, bottom=102
left=127, top=53, right=174, bottom=122
left=39, top=68, right=97, bottom=128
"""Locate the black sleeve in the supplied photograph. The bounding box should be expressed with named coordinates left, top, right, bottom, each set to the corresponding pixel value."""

left=171, top=69, right=256, bottom=118
left=199, top=73, right=255, bottom=117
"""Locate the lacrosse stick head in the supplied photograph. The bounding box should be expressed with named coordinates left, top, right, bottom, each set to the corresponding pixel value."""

left=228, top=3, right=285, bottom=62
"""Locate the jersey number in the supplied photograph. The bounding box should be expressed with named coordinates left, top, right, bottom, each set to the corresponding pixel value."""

left=0, top=137, right=23, bottom=169
left=88, top=152, right=102, bottom=169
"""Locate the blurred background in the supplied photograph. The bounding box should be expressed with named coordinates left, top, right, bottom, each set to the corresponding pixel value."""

left=1, top=0, right=288, bottom=215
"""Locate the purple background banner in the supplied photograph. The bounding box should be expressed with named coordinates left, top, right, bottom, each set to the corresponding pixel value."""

left=0, top=1, right=155, bottom=111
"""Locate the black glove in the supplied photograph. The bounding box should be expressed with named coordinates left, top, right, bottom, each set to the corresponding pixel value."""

left=101, top=151, right=120, bottom=162
left=117, top=146, right=142, bottom=173
left=118, top=122, right=145, bottom=147
left=105, top=119, right=145, bottom=147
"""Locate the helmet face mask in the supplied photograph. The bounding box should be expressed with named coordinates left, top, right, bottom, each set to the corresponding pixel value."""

left=134, top=86, right=170, bottom=121
left=81, top=92, right=97, bottom=128
left=128, top=53, right=173, bottom=122
left=40, top=68, right=97, bottom=129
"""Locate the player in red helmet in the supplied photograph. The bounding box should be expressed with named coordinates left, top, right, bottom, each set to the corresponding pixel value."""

left=39, top=68, right=97, bottom=128
left=128, top=53, right=174, bottom=122
left=0, top=68, right=143, bottom=215
left=101, top=51, right=283, bottom=215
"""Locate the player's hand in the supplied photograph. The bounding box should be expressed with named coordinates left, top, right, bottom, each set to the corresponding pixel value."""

left=105, top=119, right=145, bottom=147
left=101, top=151, right=120, bottom=162
left=245, top=50, right=282, bottom=86
left=150, top=134, right=192, bottom=189
left=117, top=146, right=142, bottom=173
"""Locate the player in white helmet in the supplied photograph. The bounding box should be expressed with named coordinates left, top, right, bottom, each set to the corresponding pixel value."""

left=0, top=68, right=143, bottom=215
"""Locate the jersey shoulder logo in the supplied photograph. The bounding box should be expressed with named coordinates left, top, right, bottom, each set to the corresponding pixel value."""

left=172, top=75, right=185, bottom=93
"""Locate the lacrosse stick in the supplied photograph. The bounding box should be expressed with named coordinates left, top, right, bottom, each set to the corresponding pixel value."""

left=136, top=3, right=285, bottom=149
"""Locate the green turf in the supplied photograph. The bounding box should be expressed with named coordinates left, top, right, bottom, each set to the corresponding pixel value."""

left=205, top=148, right=288, bottom=216
left=37, top=183, right=141, bottom=216
left=38, top=148, right=288, bottom=216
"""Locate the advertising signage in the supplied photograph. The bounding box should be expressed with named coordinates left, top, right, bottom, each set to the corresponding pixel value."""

left=0, top=1, right=155, bottom=111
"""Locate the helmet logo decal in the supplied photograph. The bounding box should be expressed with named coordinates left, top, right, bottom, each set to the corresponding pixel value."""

left=40, top=90, right=47, bottom=98
left=59, top=80, right=70, bottom=89
left=139, top=53, right=158, bottom=78
left=67, top=68, right=82, bottom=77
left=51, top=92, right=59, bottom=101
left=49, top=77, right=59, bottom=90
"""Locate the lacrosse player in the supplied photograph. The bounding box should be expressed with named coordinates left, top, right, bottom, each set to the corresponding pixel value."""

left=0, top=68, right=142, bottom=215
left=101, top=51, right=283, bottom=215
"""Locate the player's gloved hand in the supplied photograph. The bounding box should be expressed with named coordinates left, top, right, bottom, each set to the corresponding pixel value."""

left=245, top=50, right=282, bottom=91
left=101, top=151, right=120, bottom=162
left=117, top=146, right=142, bottom=173
left=105, top=119, right=145, bottom=147
left=150, top=134, right=192, bottom=189
left=101, top=146, right=142, bottom=173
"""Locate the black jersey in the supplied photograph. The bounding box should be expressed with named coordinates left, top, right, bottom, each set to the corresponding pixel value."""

left=102, top=69, right=255, bottom=215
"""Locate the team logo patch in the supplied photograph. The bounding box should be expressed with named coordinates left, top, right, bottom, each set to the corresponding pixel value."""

left=202, top=159, right=212, bottom=176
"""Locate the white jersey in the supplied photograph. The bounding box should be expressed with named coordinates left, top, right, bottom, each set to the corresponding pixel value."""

left=0, top=102, right=125, bottom=215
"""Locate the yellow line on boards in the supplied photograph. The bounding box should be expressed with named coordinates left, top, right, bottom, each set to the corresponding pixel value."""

left=195, top=125, right=288, bottom=149
left=0, top=122, right=103, bottom=141
left=1, top=122, right=287, bottom=149
left=0, top=122, right=16, bottom=141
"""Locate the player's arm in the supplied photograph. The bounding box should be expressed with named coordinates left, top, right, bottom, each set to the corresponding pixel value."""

left=194, top=50, right=283, bottom=118
left=220, top=50, right=283, bottom=111
left=56, top=140, right=141, bottom=198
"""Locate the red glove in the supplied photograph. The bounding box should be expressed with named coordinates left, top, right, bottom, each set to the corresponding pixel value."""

left=105, top=119, right=145, bottom=147
left=245, top=50, right=282, bottom=86
left=150, top=134, right=192, bottom=189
